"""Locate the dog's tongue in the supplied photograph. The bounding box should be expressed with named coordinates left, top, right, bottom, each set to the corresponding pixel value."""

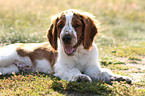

left=64, top=45, right=74, bottom=55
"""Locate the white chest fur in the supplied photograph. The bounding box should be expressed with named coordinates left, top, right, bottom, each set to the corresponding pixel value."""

left=56, top=41, right=99, bottom=72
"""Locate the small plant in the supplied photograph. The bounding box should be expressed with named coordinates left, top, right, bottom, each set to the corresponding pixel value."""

left=100, top=57, right=125, bottom=66
left=129, top=57, right=142, bottom=61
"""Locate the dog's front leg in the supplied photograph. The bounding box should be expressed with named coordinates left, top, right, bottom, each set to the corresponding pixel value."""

left=85, top=65, right=132, bottom=84
left=54, top=63, right=92, bottom=83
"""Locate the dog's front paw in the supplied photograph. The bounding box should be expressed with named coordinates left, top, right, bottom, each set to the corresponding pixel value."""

left=73, top=74, right=92, bottom=83
left=110, top=75, right=132, bottom=84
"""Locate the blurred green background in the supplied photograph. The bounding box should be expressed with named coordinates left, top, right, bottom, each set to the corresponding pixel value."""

left=0, top=0, right=144, bottom=45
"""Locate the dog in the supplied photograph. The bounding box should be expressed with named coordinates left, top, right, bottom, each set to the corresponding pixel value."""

left=0, top=9, right=131, bottom=84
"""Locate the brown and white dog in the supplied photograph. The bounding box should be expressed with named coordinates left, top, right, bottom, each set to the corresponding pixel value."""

left=0, top=9, right=131, bottom=84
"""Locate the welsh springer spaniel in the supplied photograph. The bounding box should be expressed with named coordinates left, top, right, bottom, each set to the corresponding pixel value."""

left=0, top=9, right=131, bottom=84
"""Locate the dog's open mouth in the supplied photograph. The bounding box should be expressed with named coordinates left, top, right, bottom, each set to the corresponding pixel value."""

left=64, top=45, right=76, bottom=55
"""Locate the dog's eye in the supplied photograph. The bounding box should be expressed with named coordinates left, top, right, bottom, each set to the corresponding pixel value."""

left=58, top=24, right=64, bottom=28
left=74, top=24, right=80, bottom=28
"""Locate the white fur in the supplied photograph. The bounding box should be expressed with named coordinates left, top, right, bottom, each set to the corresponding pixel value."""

left=0, top=45, right=19, bottom=67
left=54, top=41, right=113, bottom=82
left=0, top=64, right=19, bottom=75
left=35, top=59, right=53, bottom=74
left=14, top=56, right=33, bottom=72
left=0, top=45, right=20, bottom=74
left=60, top=12, right=77, bottom=46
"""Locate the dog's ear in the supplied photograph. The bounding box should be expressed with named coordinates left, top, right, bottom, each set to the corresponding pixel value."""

left=47, top=18, right=59, bottom=51
left=82, top=17, right=98, bottom=50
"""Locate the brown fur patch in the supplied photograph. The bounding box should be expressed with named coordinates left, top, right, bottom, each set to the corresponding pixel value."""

left=16, top=42, right=57, bottom=69
left=72, top=10, right=98, bottom=49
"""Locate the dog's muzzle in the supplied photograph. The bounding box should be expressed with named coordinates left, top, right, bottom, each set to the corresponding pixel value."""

left=62, top=34, right=76, bottom=55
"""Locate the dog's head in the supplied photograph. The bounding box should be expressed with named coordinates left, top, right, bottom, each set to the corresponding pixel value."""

left=47, top=9, right=98, bottom=55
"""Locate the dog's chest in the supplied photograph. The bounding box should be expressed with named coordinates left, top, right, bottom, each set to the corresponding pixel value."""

left=72, top=47, right=89, bottom=72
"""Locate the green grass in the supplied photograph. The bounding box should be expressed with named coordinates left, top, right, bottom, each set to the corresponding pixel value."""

left=0, top=73, right=144, bottom=96
left=0, top=0, right=145, bottom=95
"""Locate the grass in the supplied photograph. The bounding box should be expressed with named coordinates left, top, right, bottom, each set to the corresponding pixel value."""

left=0, top=73, right=144, bottom=96
left=0, top=0, right=145, bottom=95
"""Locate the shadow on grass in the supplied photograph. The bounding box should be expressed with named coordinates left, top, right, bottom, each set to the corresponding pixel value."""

left=0, top=71, right=57, bottom=81
left=51, top=78, right=112, bottom=95
left=0, top=72, right=138, bottom=95
left=0, top=72, right=112, bottom=95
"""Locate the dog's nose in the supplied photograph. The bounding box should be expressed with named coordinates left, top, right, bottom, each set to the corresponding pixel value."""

left=62, top=35, right=72, bottom=44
